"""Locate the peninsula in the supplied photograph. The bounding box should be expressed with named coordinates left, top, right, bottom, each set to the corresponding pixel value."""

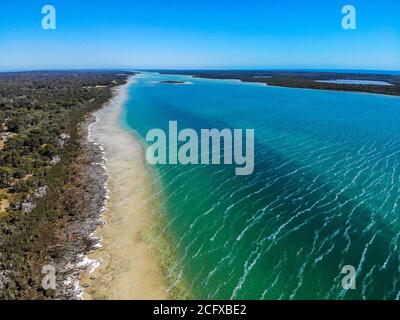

left=152, top=70, right=400, bottom=96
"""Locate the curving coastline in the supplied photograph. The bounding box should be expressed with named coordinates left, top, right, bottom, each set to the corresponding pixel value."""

left=78, top=76, right=169, bottom=299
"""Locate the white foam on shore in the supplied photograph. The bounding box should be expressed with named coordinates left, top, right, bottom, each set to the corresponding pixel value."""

left=77, top=255, right=101, bottom=274
left=87, top=116, right=110, bottom=225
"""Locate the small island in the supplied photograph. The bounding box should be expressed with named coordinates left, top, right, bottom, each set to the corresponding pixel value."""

left=153, top=70, right=400, bottom=96
left=159, top=80, right=191, bottom=85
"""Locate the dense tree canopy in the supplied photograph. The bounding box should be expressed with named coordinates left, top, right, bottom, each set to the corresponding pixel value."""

left=0, top=71, right=132, bottom=299
left=0, top=71, right=130, bottom=210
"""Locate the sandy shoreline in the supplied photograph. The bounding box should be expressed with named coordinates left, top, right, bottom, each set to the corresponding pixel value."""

left=80, top=77, right=168, bottom=299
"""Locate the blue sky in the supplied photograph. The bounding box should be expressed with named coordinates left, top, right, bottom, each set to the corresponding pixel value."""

left=0, top=0, right=399, bottom=70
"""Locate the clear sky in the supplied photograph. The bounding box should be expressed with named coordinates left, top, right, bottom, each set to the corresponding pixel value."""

left=0, top=0, right=399, bottom=70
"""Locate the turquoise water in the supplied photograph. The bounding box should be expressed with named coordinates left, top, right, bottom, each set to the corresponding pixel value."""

left=123, top=72, right=400, bottom=300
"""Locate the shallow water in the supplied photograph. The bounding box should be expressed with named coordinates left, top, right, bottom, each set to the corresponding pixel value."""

left=123, top=72, right=400, bottom=300
left=84, top=79, right=167, bottom=299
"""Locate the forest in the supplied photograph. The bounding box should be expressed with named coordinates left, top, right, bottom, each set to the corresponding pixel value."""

left=0, top=71, right=132, bottom=298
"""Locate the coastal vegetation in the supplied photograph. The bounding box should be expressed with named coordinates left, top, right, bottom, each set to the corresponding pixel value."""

left=160, top=80, right=189, bottom=85
left=0, top=71, right=132, bottom=299
left=153, top=70, right=400, bottom=96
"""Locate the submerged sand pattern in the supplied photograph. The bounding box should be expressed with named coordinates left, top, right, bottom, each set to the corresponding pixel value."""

left=82, top=78, right=168, bottom=299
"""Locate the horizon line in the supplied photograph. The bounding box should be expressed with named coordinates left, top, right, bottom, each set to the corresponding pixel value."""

left=1, top=67, right=399, bottom=74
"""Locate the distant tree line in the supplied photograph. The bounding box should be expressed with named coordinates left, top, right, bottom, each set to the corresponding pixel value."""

left=153, top=70, right=400, bottom=96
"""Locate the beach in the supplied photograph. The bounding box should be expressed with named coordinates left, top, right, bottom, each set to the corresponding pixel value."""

left=80, top=77, right=168, bottom=300
left=72, top=72, right=400, bottom=300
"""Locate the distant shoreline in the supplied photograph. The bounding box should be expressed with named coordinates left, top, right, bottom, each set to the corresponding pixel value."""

left=2, top=68, right=399, bottom=96
left=151, top=70, right=400, bottom=96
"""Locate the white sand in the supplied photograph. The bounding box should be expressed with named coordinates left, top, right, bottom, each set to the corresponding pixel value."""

left=81, top=77, right=168, bottom=300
